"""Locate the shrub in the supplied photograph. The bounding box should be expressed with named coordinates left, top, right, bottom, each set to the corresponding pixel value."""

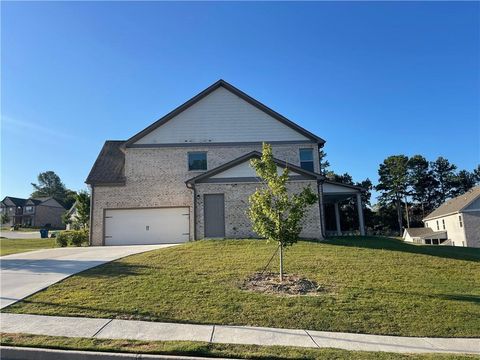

left=56, top=232, right=68, bottom=247
left=55, top=230, right=89, bottom=247
left=69, top=230, right=88, bottom=246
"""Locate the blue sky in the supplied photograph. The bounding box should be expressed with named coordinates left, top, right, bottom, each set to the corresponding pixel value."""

left=1, top=1, right=479, bottom=202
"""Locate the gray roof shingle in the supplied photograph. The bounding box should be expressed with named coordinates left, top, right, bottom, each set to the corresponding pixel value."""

left=85, top=141, right=126, bottom=185
left=404, top=228, right=447, bottom=239
left=423, top=186, right=480, bottom=221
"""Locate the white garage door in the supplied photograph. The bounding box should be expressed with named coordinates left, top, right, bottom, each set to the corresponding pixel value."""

left=104, top=208, right=190, bottom=245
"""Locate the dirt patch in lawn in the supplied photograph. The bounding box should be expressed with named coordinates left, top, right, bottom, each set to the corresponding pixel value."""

left=241, top=272, right=326, bottom=296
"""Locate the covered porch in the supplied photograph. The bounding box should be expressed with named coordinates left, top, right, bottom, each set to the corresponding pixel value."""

left=322, top=180, right=366, bottom=236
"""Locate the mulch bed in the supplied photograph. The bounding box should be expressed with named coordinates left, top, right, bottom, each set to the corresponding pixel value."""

left=241, top=272, right=325, bottom=296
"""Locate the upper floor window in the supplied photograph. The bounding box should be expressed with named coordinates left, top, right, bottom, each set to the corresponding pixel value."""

left=459, top=215, right=463, bottom=228
left=425, top=222, right=428, bottom=228
left=25, top=206, right=34, bottom=213
left=188, top=152, right=207, bottom=171
left=436, top=220, right=439, bottom=230
left=299, top=149, right=314, bottom=172
left=442, top=219, right=445, bottom=230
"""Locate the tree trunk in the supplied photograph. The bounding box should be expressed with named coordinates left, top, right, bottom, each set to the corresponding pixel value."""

left=404, top=195, right=410, bottom=229
left=396, top=196, right=403, bottom=236
left=279, top=243, right=284, bottom=282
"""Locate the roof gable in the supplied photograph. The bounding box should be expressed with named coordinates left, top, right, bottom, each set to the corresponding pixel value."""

left=186, top=151, right=321, bottom=184
left=1, top=197, right=27, bottom=207
left=423, top=186, right=480, bottom=220
left=126, top=80, right=325, bottom=147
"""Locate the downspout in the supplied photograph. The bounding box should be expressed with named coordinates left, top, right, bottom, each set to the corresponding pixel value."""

left=88, top=185, right=94, bottom=246
left=186, top=182, right=196, bottom=241
left=318, top=179, right=326, bottom=240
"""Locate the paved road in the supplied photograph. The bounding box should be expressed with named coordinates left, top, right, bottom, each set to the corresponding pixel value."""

left=0, top=230, right=41, bottom=239
left=0, top=245, right=177, bottom=309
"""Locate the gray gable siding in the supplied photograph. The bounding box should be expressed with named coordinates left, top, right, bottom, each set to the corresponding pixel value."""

left=134, top=87, right=311, bottom=145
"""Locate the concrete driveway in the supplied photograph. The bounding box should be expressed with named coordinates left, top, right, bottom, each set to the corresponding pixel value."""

left=0, top=245, right=178, bottom=309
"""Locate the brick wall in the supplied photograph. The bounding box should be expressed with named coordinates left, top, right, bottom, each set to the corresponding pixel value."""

left=91, top=143, right=320, bottom=245
left=195, top=180, right=323, bottom=240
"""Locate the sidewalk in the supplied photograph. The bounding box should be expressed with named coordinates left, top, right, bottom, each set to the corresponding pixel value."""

left=1, top=313, right=479, bottom=355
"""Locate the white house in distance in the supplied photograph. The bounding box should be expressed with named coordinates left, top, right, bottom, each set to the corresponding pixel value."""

left=403, top=186, right=480, bottom=248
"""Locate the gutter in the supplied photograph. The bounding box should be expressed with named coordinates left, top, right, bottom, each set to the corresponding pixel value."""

left=88, top=185, right=94, bottom=246
left=317, top=179, right=326, bottom=240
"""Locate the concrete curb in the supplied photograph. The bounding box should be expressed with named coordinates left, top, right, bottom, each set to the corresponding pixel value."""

left=0, top=346, right=237, bottom=360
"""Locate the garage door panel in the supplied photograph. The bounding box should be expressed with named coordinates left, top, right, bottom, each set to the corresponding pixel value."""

left=104, top=208, right=189, bottom=245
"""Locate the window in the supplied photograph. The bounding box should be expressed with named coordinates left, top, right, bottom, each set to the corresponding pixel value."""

left=299, top=149, right=314, bottom=172
left=25, top=206, right=33, bottom=213
left=188, top=152, right=207, bottom=171
left=442, top=219, right=445, bottom=230
left=459, top=215, right=463, bottom=228
left=425, top=222, right=428, bottom=228
left=436, top=220, right=439, bottom=230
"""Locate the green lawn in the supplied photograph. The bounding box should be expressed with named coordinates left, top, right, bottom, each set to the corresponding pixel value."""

left=4, top=237, right=480, bottom=337
left=0, top=238, right=56, bottom=256
left=1, top=333, right=476, bottom=360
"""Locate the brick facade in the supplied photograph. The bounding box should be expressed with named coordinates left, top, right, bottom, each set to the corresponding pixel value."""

left=90, top=143, right=322, bottom=245
left=195, top=180, right=322, bottom=240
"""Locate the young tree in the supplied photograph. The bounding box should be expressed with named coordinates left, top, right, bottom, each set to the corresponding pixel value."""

left=61, top=211, right=73, bottom=228
left=248, top=143, right=318, bottom=282
left=63, top=189, right=78, bottom=210
left=431, top=157, right=457, bottom=205
left=75, top=190, right=91, bottom=229
left=375, top=155, right=409, bottom=236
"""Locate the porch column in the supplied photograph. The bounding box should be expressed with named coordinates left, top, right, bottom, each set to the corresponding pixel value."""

left=334, top=202, right=342, bottom=236
left=356, top=193, right=366, bottom=236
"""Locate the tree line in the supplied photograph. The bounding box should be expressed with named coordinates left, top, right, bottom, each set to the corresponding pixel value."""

left=320, top=151, right=479, bottom=236
left=376, top=155, right=479, bottom=235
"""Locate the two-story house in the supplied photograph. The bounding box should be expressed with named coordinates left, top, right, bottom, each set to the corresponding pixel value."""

left=403, top=186, right=480, bottom=248
left=86, top=80, right=366, bottom=246
left=0, top=196, right=66, bottom=229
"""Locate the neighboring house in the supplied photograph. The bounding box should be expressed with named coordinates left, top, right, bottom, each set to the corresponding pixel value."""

left=0, top=196, right=66, bottom=229
left=65, top=202, right=78, bottom=230
left=403, top=186, right=480, bottom=248
left=403, top=227, right=447, bottom=245
left=86, top=80, right=366, bottom=246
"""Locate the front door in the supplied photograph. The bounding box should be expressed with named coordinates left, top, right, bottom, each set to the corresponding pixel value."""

left=204, top=194, right=225, bottom=238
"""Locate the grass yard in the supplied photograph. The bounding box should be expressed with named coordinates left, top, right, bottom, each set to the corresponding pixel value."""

left=1, top=333, right=477, bottom=360
left=4, top=237, right=480, bottom=337
left=0, top=238, right=56, bottom=256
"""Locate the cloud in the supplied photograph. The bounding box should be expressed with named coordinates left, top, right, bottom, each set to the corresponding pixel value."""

left=1, top=115, right=75, bottom=140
